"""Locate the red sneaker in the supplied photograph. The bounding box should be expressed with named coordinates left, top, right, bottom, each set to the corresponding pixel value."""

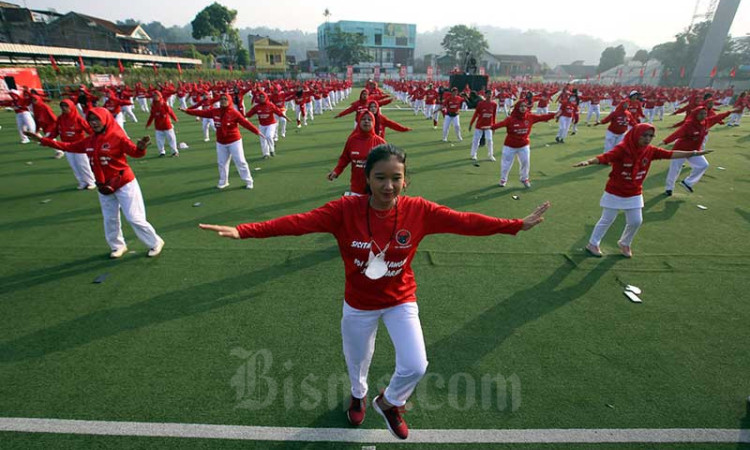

left=346, top=395, right=366, bottom=426
left=373, top=393, right=408, bottom=440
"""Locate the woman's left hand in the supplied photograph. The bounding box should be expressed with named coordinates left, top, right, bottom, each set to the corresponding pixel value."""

left=521, top=201, right=550, bottom=230
left=136, top=136, right=151, bottom=150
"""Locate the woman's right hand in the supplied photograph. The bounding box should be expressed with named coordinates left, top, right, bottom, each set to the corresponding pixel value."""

left=23, top=130, right=43, bottom=142
left=199, top=224, right=240, bottom=239
left=327, top=171, right=338, bottom=181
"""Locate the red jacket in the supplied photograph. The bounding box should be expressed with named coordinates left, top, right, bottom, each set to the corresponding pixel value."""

left=236, top=195, right=523, bottom=310
left=246, top=100, right=285, bottom=126
left=469, top=99, right=497, bottom=129
left=146, top=95, right=178, bottom=131
left=490, top=103, right=554, bottom=148
left=600, top=105, right=637, bottom=135
left=31, top=100, right=57, bottom=133
left=183, top=100, right=261, bottom=144
left=596, top=124, right=672, bottom=197
left=47, top=99, right=92, bottom=142
left=333, top=111, right=387, bottom=194
left=662, top=108, right=731, bottom=151
left=40, top=107, right=145, bottom=188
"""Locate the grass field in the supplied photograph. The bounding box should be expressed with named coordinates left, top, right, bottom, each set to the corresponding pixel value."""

left=0, top=94, right=749, bottom=449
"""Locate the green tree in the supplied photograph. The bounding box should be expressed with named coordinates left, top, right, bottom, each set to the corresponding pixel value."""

left=440, top=25, right=488, bottom=68
left=236, top=48, right=250, bottom=68
left=191, top=3, right=243, bottom=67
left=632, top=49, right=649, bottom=64
left=325, top=29, right=372, bottom=68
left=597, top=45, right=625, bottom=74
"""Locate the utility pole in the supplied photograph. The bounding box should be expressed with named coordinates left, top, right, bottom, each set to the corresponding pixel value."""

left=689, top=0, right=741, bottom=88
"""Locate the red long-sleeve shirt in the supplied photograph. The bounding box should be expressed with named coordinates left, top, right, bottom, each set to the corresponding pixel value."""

left=469, top=99, right=497, bottom=129
left=236, top=195, right=523, bottom=310
left=47, top=100, right=92, bottom=142
left=596, top=144, right=672, bottom=197
left=183, top=106, right=261, bottom=144
left=490, top=113, right=555, bottom=148
left=146, top=101, right=178, bottom=131
left=662, top=111, right=731, bottom=151
left=599, top=108, right=637, bottom=135
left=333, top=127, right=386, bottom=195
left=246, top=101, right=285, bottom=126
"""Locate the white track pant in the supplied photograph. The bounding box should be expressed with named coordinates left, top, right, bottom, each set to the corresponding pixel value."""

left=114, top=112, right=127, bottom=136
left=665, top=155, right=709, bottom=191
left=655, top=106, right=665, bottom=120
left=342, top=302, right=428, bottom=407
left=274, top=114, right=287, bottom=139
left=728, top=112, right=742, bottom=126
left=16, top=111, right=35, bottom=143
left=66, top=152, right=95, bottom=187
left=202, top=118, right=216, bottom=141
left=216, top=139, right=253, bottom=186
left=122, top=105, right=138, bottom=123
left=295, top=105, right=307, bottom=125
left=99, top=179, right=161, bottom=252
left=604, top=130, right=626, bottom=153
left=644, top=108, right=655, bottom=123
left=589, top=207, right=642, bottom=247
left=500, top=145, right=530, bottom=182
left=442, top=115, right=462, bottom=141
left=155, top=128, right=177, bottom=154
left=259, top=123, right=277, bottom=156
left=556, top=116, right=572, bottom=140
left=536, top=106, right=549, bottom=115
left=470, top=129, right=494, bottom=159
left=137, top=97, right=149, bottom=112
left=586, top=105, right=600, bottom=123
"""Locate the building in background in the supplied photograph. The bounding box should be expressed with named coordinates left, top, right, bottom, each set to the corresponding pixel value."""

left=317, top=20, right=416, bottom=74
left=248, top=35, right=290, bottom=73
left=480, top=52, right=541, bottom=77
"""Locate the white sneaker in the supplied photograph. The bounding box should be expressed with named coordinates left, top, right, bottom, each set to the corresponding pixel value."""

left=246, top=180, right=254, bottom=189
left=203, top=137, right=210, bottom=142
left=110, top=246, right=128, bottom=259
left=498, top=180, right=507, bottom=187
left=77, top=183, right=87, bottom=190
left=471, top=155, right=477, bottom=161
left=217, top=183, right=230, bottom=189
left=522, top=179, right=532, bottom=188
left=147, top=239, right=165, bottom=257
left=488, top=156, right=496, bottom=162
left=86, top=184, right=96, bottom=190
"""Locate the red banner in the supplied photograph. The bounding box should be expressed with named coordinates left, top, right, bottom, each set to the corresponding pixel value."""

left=346, top=65, right=353, bottom=83
left=730, top=66, right=737, bottom=78
left=49, top=55, right=59, bottom=72
left=399, top=65, right=406, bottom=78
left=0, top=68, right=42, bottom=100
left=374, top=66, right=380, bottom=82
left=426, top=65, right=433, bottom=81
left=152, top=63, right=158, bottom=74
left=117, top=59, right=124, bottom=74
left=680, top=66, right=685, bottom=78
left=177, top=62, right=183, bottom=75
left=709, top=66, right=717, bottom=78
left=78, top=55, right=85, bottom=73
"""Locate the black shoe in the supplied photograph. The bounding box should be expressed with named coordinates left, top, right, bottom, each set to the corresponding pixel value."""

left=680, top=180, right=693, bottom=193
left=560, top=139, right=565, bottom=143
left=665, top=190, right=673, bottom=196
left=555, top=137, right=560, bottom=143
left=158, top=153, right=166, bottom=158
left=270, top=151, right=275, bottom=157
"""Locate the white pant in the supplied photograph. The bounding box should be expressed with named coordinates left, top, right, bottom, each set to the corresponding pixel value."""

left=413, top=99, right=425, bottom=114
left=425, top=103, right=437, bottom=120
left=654, top=106, right=665, bottom=120
left=586, top=104, right=600, bottom=123
left=341, top=302, right=428, bottom=407
left=178, top=96, right=188, bottom=109
left=644, top=108, right=655, bottom=123
left=536, top=106, right=549, bottom=115
left=122, top=105, right=138, bottom=123
left=604, top=130, right=626, bottom=152
left=500, top=145, right=530, bottom=182
left=114, top=112, right=127, bottom=136
left=137, top=97, right=149, bottom=112
left=470, top=129, right=494, bottom=158
left=202, top=118, right=216, bottom=140
left=66, top=152, right=95, bottom=187
left=16, top=111, right=35, bottom=142
left=259, top=123, right=277, bottom=156
left=728, top=112, right=743, bottom=125
left=556, top=116, right=572, bottom=140
left=274, top=114, right=287, bottom=138
left=442, top=115, right=462, bottom=141
left=98, top=179, right=161, bottom=251
left=216, top=139, right=253, bottom=186
left=665, top=156, right=709, bottom=191
left=155, top=128, right=177, bottom=154
left=589, top=207, right=643, bottom=247
left=295, top=105, right=307, bottom=125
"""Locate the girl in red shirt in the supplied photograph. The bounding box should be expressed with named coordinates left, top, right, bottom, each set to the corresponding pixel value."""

left=365, top=101, right=411, bottom=139
left=573, top=123, right=712, bottom=258
left=200, top=144, right=550, bottom=440
left=46, top=99, right=95, bottom=189
left=327, top=111, right=386, bottom=195
left=28, top=107, right=164, bottom=259
left=145, top=91, right=179, bottom=157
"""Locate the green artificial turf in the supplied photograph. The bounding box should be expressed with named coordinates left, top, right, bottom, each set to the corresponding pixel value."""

left=0, top=95, right=749, bottom=449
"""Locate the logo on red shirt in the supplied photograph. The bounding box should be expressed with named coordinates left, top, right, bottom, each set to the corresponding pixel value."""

left=396, top=229, right=411, bottom=246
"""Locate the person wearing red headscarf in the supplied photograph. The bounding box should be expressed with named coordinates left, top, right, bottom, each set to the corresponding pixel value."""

left=181, top=93, right=267, bottom=190
left=146, top=91, right=179, bottom=157
left=597, top=102, right=637, bottom=152
left=660, top=106, right=732, bottom=195
left=328, top=111, right=387, bottom=195
left=46, top=99, right=96, bottom=190
left=365, top=101, right=411, bottom=139
left=573, top=123, right=712, bottom=257
left=441, top=87, right=464, bottom=142
left=28, top=107, right=164, bottom=259
left=489, top=101, right=555, bottom=187
left=245, top=91, right=289, bottom=158
left=0, top=90, right=35, bottom=144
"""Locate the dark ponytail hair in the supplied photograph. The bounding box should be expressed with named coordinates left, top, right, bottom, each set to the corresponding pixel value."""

left=364, top=144, right=407, bottom=194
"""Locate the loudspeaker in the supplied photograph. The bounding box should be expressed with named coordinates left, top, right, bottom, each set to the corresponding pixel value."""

left=449, top=74, right=488, bottom=93
left=4, top=76, right=17, bottom=91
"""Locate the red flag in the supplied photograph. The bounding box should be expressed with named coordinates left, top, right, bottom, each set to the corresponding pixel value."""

left=117, top=59, right=124, bottom=74
left=680, top=66, right=685, bottom=78
left=152, top=63, right=158, bottom=74
left=49, top=55, right=59, bottom=72
left=176, top=62, right=183, bottom=75
left=652, top=68, right=657, bottom=78
left=730, top=66, right=737, bottom=78
left=617, top=68, right=623, bottom=78
left=639, top=67, right=644, bottom=77
left=229, top=64, right=233, bottom=73
left=78, top=55, right=85, bottom=73
left=709, top=66, right=717, bottom=78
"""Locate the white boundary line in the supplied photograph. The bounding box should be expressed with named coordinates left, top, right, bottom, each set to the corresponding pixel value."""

left=1, top=418, right=749, bottom=443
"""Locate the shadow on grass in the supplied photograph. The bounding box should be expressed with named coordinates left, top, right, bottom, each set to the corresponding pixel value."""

left=642, top=195, right=684, bottom=223
left=0, top=254, right=120, bottom=296
left=736, top=208, right=750, bottom=225
left=0, top=247, right=340, bottom=363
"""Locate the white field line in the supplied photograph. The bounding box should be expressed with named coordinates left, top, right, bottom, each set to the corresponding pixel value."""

left=0, top=418, right=749, bottom=444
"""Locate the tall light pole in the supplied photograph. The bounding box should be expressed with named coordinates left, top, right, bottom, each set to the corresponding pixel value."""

left=690, top=0, right=741, bottom=88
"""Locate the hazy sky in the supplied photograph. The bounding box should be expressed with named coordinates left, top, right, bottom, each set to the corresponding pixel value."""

left=23, top=0, right=750, bottom=50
